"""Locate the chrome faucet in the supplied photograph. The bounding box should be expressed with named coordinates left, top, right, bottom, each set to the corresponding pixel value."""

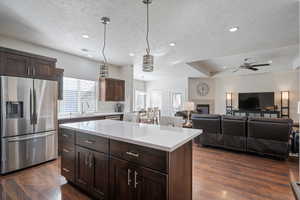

left=81, top=102, right=90, bottom=114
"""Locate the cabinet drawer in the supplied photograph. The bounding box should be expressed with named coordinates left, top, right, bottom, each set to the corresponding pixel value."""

left=61, top=129, right=75, bottom=147
left=61, top=146, right=75, bottom=182
left=110, top=140, right=168, bottom=173
left=76, top=132, right=108, bottom=153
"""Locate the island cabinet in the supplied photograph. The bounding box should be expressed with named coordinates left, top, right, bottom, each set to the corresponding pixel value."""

left=60, top=128, right=193, bottom=200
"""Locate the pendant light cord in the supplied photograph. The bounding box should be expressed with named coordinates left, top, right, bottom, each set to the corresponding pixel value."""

left=102, top=23, right=107, bottom=65
left=146, top=2, right=150, bottom=55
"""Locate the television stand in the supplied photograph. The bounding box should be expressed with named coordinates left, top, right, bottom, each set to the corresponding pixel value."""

left=232, top=110, right=280, bottom=118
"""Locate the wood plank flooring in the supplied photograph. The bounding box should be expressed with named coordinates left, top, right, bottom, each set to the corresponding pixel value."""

left=0, top=145, right=297, bottom=200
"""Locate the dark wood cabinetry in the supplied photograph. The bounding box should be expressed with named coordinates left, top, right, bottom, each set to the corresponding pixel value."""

left=75, top=146, right=109, bottom=200
left=1, top=52, right=31, bottom=77
left=60, top=129, right=75, bottom=182
left=110, top=158, right=135, bottom=200
left=110, top=157, right=167, bottom=200
left=99, top=78, right=125, bottom=101
left=60, top=128, right=192, bottom=200
left=0, top=47, right=64, bottom=93
left=55, top=68, right=64, bottom=100
left=31, top=58, right=55, bottom=79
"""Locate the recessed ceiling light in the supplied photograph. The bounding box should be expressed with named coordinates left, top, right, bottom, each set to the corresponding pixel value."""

left=229, top=26, right=239, bottom=32
left=129, top=53, right=135, bottom=57
left=82, top=34, right=89, bottom=39
left=87, top=55, right=93, bottom=58
left=169, top=42, right=176, bottom=47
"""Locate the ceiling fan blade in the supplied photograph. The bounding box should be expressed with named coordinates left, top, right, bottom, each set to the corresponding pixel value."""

left=248, top=67, right=259, bottom=71
left=250, top=63, right=270, bottom=67
left=233, top=68, right=240, bottom=73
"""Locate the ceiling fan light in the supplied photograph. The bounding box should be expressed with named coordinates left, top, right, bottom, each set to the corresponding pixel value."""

left=143, top=54, right=154, bottom=72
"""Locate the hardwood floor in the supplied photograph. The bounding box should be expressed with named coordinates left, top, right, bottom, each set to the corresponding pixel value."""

left=0, top=145, right=297, bottom=200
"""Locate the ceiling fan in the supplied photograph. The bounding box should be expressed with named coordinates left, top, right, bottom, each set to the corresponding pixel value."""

left=230, top=58, right=272, bottom=72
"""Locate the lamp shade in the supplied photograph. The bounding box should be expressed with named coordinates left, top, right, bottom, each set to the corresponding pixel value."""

left=183, top=102, right=195, bottom=111
left=281, top=91, right=289, bottom=100
left=226, top=93, right=232, bottom=100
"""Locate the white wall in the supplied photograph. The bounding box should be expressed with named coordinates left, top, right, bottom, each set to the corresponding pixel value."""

left=214, top=70, right=299, bottom=121
left=0, top=35, right=133, bottom=112
left=134, top=80, right=146, bottom=92
left=146, top=77, right=188, bottom=116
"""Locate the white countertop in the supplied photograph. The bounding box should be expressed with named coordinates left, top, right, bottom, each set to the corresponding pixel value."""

left=58, top=112, right=123, bottom=120
left=60, top=120, right=202, bottom=152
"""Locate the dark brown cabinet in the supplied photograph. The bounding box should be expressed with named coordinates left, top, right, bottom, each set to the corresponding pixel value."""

left=76, top=146, right=93, bottom=190
left=135, top=167, right=167, bottom=200
left=92, top=151, right=109, bottom=199
left=55, top=68, right=64, bottom=100
left=1, top=52, right=31, bottom=77
left=75, top=145, right=109, bottom=199
left=0, top=47, right=63, bottom=87
left=110, top=157, right=166, bottom=200
left=60, top=129, right=75, bottom=182
left=60, top=128, right=193, bottom=200
left=110, top=158, right=135, bottom=200
left=32, top=58, right=55, bottom=79
left=99, top=78, right=125, bottom=101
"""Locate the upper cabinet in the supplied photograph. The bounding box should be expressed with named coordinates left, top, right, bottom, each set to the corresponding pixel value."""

left=0, top=47, right=64, bottom=99
left=1, top=52, right=31, bottom=77
left=31, top=58, right=55, bottom=79
left=0, top=47, right=62, bottom=81
left=99, top=78, right=125, bottom=102
left=55, top=68, right=64, bottom=100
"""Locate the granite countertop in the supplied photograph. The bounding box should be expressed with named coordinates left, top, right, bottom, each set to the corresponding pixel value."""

left=60, top=120, right=202, bottom=152
left=58, top=112, right=123, bottom=120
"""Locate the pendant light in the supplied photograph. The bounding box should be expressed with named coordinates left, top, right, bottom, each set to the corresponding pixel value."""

left=142, top=0, right=154, bottom=72
left=100, top=17, right=110, bottom=78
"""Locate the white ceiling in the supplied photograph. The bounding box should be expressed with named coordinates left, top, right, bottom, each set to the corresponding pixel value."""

left=189, top=45, right=299, bottom=76
left=0, top=0, right=298, bottom=81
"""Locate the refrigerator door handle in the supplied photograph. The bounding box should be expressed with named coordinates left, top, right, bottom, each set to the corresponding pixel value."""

left=33, top=88, right=37, bottom=124
left=6, top=132, right=55, bottom=142
left=30, top=89, right=33, bottom=124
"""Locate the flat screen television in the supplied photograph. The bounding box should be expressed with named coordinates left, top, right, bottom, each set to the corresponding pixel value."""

left=238, top=92, right=274, bottom=110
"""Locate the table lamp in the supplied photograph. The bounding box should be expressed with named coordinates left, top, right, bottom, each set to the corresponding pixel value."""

left=183, top=101, right=195, bottom=127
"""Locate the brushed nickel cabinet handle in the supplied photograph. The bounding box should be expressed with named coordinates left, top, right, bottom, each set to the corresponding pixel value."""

left=128, top=169, right=132, bottom=186
left=84, top=140, right=95, bottom=144
left=126, top=151, right=139, bottom=158
left=27, top=67, right=30, bottom=75
left=62, top=168, right=70, bottom=173
left=63, top=148, right=70, bottom=153
left=89, top=153, right=93, bottom=168
left=134, top=171, right=138, bottom=188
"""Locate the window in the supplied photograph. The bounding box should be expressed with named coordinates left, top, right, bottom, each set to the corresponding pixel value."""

left=134, top=90, right=147, bottom=111
left=150, top=90, right=162, bottom=109
left=59, top=77, right=96, bottom=114
left=172, top=92, right=183, bottom=112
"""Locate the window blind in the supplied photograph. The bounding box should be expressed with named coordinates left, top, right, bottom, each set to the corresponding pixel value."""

left=59, top=77, right=96, bottom=114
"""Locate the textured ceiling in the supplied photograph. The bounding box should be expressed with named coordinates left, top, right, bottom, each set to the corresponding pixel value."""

left=189, top=45, right=299, bottom=77
left=0, top=0, right=298, bottom=80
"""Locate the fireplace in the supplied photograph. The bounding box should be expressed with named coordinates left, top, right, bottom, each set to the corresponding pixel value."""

left=196, top=104, right=210, bottom=114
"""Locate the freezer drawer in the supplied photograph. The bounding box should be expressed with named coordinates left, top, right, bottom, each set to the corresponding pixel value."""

left=1, top=131, right=57, bottom=174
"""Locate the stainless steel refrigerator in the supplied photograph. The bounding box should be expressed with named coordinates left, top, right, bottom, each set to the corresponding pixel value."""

left=1, top=76, right=57, bottom=174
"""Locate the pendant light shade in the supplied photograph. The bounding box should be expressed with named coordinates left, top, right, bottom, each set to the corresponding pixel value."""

left=100, top=17, right=110, bottom=78
left=143, top=54, right=154, bottom=72
left=142, top=0, right=154, bottom=72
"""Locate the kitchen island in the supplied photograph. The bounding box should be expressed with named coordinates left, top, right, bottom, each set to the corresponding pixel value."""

left=60, top=120, right=201, bottom=200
